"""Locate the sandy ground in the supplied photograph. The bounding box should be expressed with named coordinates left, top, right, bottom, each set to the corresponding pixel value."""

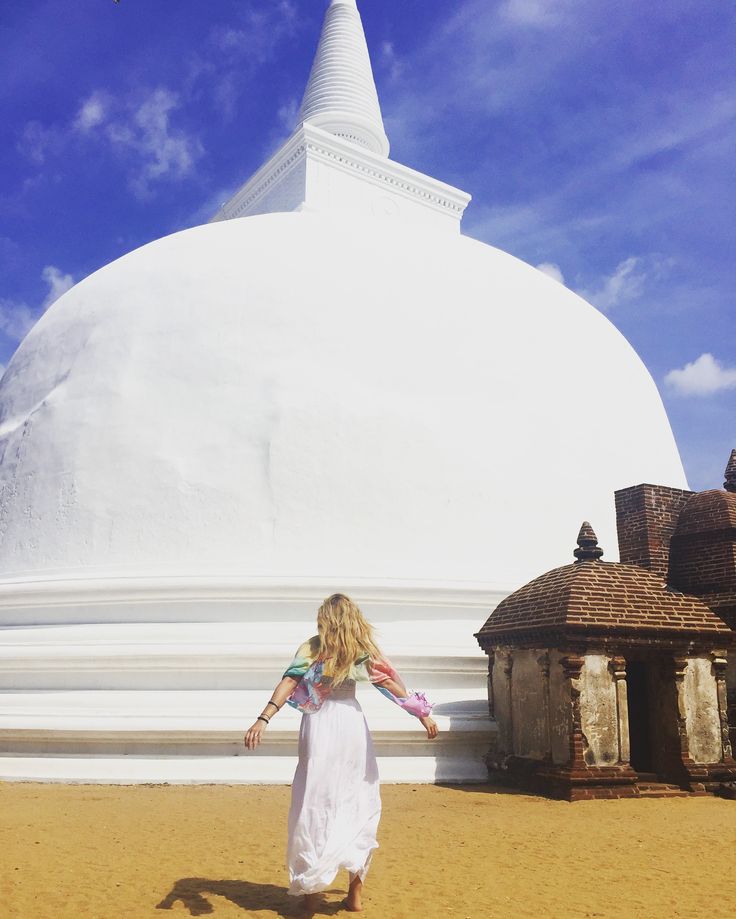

left=2, top=783, right=736, bottom=919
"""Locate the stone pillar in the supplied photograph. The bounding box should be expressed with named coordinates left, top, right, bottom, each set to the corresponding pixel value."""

left=501, top=649, right=514, bottom=756
left=487, top=651, right=496, bottom=718
left=671, top=653, right=708, bottom=790
left=728, top=661, right=736, bottom=756
left=609, top=655, right=631, bottom=764
left=561, top=653, right=586, bottom=770
left=487, top=651, right=495, bottom=719
left=712, top=650, right=734, bottom=762
left=672, top=654, right=693, bottom=763
left=538, top=651, right=553, bottom=761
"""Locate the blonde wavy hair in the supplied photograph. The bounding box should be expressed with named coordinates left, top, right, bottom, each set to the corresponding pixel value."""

left=311, top=593, right=383, bottom=686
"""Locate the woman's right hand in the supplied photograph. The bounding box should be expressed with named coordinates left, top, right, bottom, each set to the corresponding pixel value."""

left=420, top=716, right=438, bottom=740
left=244, top=720, right=267, bottom=750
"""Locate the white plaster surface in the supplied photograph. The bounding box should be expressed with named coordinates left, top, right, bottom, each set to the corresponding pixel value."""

left=510, top=649, right=546, bottom=759
left=0, top=586, right=496, bottom=782
left=0, top=211, right=686, bottom=587
left=549, top=650, right=571, bottom=765
left=684, top=655, right=722, bottom=764
left=580, top=653, right=619, bottom=766
left=210, top=125, right=469, bottom=231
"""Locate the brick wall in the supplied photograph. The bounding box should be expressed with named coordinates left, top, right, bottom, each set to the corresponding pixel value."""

left=614, top=484, right=694, bottom=580
left=669, top=532, right=736, bottom=594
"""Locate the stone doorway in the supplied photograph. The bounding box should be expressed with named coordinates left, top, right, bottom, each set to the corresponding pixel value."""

left=626, top=658, right=684, bottom=785
left=626, top=661, right=653, bottom=774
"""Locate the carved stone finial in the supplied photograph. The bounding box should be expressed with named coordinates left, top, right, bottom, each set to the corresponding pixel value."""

left=574, top=521, right=604, bottom=562
left=724, top=449, right=736, bottom=493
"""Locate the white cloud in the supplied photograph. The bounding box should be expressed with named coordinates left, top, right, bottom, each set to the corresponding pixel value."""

left=0, top=265, right=75, bottom=343
left=277, top=98, right=299, bottom=133
left=577, top=257, right=646, bottom=311
left=15, top=1, right=301, bottom=200
left=212, top=74, right=239, bottom=122
left=41, top=266, right=75, bottom=307
left=124, top=89, right=202, bottom=196
left=214, top=27, right=247, bottom=53
left=18, top=85, right=203, bottom=200
left=259, top=96, right=300, bottom=162
left=536, top=262, right=565, bottom=284
left=664, top=353, right=736, bottom=397
left=0, top=301, right=37, bottom=343
left=211, top=0, right=298, bottom=65
left=381, top=0, right=736, bottom=219
left=379, top=41, right=404, bottom=81
left=74, top=91, right=108, bottom=132
left=16, top=120, right=57, bottom=165
left=93, top=88, right=204, bottom=199
left=501, top=0, right=560, bottom=26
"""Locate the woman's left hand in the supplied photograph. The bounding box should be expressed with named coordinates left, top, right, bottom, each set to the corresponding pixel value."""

left=420, top=716, right=439, bottom=739
left=244, top=720, right=267, bottom=750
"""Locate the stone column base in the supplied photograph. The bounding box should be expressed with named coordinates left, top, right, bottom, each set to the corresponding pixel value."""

left=484, top=753, right=736, bottom=800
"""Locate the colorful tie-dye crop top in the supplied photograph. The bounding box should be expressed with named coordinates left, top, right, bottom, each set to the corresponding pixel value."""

left=283, top=637, right=433, bottom=718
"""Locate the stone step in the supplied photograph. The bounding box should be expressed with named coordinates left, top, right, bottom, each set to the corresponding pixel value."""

left=0, top=688, right=495, bottom=784
left=637, top=783, right=690, bottom=798
left=0, top=687, right=489, bottom=727
left=0, top=602, right=496, bottom=784
left=0, top=752, right=488, bottom=785
left=0, top=623, right=488, bottom=691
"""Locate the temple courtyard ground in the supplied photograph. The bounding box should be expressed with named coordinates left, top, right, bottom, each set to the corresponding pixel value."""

left=2, top=782, right=735, bottom=919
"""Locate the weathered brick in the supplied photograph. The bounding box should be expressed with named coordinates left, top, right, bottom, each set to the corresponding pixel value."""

left=475, top=557, right=728, bottom=646
left=615, top=484, right=694, bottom=579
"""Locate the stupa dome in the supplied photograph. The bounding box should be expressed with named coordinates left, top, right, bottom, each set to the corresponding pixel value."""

left=0, top=209, right=686, bottom=588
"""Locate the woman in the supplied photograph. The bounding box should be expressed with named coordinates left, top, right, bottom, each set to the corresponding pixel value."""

left=244, top=593, right=438, bottom=915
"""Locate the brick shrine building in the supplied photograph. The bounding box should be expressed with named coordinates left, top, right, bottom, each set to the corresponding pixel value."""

left=475, top=450, right=736, bottom=800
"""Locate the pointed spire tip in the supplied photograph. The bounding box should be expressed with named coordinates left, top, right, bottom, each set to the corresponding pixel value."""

left=297, top=0, right=389, bottom=156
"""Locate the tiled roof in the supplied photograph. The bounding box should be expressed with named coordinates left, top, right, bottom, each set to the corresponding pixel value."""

left=476, top=559, right=730, bottom=641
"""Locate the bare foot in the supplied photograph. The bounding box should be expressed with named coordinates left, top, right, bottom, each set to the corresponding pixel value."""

left=346, top=874, right=363, bottom=912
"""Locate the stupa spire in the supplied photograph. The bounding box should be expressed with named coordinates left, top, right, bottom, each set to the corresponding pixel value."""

left=296, top=0, right=390, bottom=156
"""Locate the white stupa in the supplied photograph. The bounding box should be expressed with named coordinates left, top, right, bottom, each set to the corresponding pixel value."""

left=0, top=0, right=686, bottom=783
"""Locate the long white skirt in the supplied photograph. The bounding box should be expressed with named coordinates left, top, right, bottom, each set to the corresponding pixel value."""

left=287, top=682, right=381, bottom=896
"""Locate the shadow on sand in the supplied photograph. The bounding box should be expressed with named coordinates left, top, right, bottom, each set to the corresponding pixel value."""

left=156, top=878, right=346, bottom=917
left=434, top=781, right=534, bottom=796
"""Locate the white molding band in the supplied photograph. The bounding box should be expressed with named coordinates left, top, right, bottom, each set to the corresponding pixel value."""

left=210, top=125, right=471, bottom=228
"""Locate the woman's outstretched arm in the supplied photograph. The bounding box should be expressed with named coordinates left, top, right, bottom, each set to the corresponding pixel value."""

left=244, top=676, right=300, bottom=750
left=376, top=668, right=439, bottom=740
left=379, top=675, right=409, bottom=699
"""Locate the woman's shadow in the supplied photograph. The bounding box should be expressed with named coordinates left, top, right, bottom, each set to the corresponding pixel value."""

left=157, top=877, right=345, bottom=917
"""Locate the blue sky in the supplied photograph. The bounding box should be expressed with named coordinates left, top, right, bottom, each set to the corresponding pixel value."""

left=1, top=0, right=734, bottom=490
